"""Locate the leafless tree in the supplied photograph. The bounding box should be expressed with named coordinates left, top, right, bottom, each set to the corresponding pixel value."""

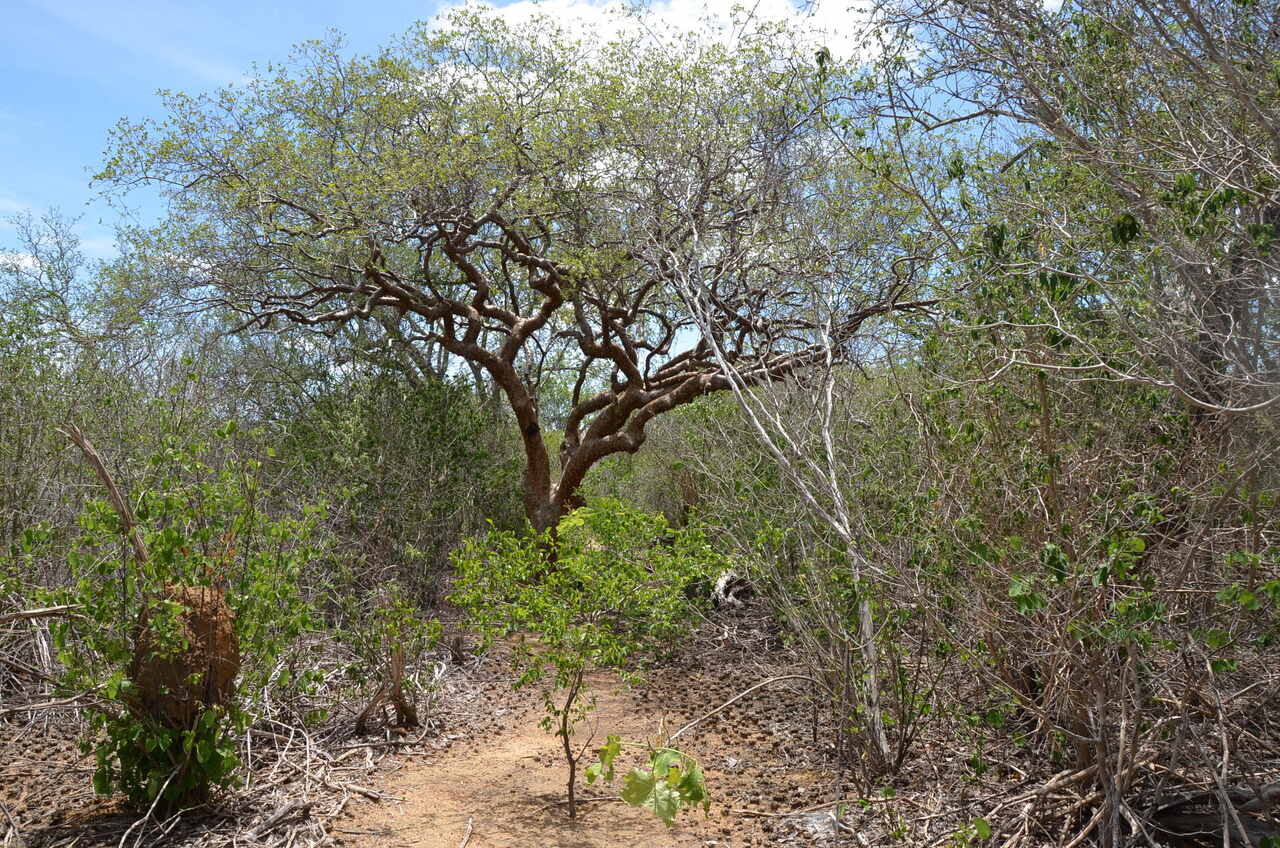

left=664, top=102, right=940, bottom=768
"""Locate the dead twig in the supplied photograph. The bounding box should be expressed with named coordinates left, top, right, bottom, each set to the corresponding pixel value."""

left=669, top=675, right=818, bottom=742
left=734, top=795, right=912, bottom=819
left=58, top=424, right=148, bottom=565
left=251, top=801, right=315, bottom=840
left=0, top=605, right=82, bottom=624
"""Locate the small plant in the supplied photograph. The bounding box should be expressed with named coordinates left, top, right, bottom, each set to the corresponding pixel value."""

left=451, top=498, right=724, bottom=819
left=951, top=817, right=992, bottom=846
left=585, top=734, right=710, bottom=826
left=337, top=580, right=443, bottom=734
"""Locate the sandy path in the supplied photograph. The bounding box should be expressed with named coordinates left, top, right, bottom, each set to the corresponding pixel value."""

left=337, top=672, right=731, bottom=848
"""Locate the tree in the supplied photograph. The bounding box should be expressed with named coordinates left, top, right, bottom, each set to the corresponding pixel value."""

left=98, top=11, right=931, bottom=531
left=883, top=0, right=1279, bottom=416
left=674, top=150, right=938, bottom=771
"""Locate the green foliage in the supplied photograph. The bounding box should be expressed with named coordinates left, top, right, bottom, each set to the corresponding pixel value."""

left=586, top=736, right=710, bottom=826
left=283, top=374, right=522, bottom=607
left=451, top=498, right=724, bottom=813
left=91, top=705, right=241, bottom=810
left=452, top=499, right=725, bottom=686
left=335, top=579, right=442, bottom=723
left=951, top=817, right=992, bottom=846
left=45, top=432, right=322, bottom=809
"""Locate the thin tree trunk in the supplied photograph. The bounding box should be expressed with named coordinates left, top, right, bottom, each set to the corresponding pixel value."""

left=855, top=592, right=891, bottom=770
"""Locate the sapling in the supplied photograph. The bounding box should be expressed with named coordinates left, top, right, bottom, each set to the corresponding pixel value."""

left=451, top=499, right=723, bottom=819
left=585, top=734, right=710, bottom=826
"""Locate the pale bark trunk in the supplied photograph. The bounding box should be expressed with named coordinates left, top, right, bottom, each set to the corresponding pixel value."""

left=855, top=591, right=891, bottom=769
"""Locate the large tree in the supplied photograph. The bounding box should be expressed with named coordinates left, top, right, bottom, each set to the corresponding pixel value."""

left=99, top=12, right=928, bottom=531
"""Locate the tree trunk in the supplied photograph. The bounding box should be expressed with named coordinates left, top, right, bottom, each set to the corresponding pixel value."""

left=854, top=593, right=892, bottom=772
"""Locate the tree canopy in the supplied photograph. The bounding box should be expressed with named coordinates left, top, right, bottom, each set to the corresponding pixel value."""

left=99, top=11, right=931, bottom=529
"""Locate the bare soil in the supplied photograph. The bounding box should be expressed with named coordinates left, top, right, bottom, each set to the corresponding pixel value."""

left=0, top=604, right=1034, bottom=848
left=335, top=613, right=857, bottom=848
left=336, top=670, right=716, bottom=848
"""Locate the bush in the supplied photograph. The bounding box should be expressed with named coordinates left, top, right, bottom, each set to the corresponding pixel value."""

left=336, top=580, right=443, bottom=734
left=450, top=498, right=725, bottom=819
left=281, top=375, right=522, bottom=608
left=46, top=430, right=321, bottom=809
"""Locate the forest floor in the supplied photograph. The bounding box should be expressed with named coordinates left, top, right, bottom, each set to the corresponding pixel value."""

left=334, top=625, right=850, bottom=848
left=0, top=603, right=906, bottom=848
left=7, top=600, right=1223, bottom=848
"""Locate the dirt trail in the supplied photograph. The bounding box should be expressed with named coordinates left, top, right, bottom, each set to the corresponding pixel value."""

left=337, top=672, right=732, bottom=848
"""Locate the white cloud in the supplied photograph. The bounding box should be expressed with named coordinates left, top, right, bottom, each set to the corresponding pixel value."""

left=0, top=195, right=30, bottom=228
left=438, top=0, right=876, bottom=61
left=0, top=251, right=39, bottom=273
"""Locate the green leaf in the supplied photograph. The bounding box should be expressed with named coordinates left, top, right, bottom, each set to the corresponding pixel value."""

left=593, top=734, right=622, bottom=783
left=649, top=780, right=681, bottom=826
left=621, top=767, right=657, bottom=808
left=1040, top=542, right=1068, bottom=583
left=93, top=768, right=112, bottom=795
left=1109, top=212, right=1140, bottom=245
left=973, top=817, right=992, bottom=840
left=1008, top=575, right=1047, bottom=614
left=675, top=760, right=707, bottom=807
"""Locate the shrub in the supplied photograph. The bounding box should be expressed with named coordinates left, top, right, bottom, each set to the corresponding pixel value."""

left=46, top=430, right=320, bottom=809
left=281, top=375, right=522, bottom=608
left=336, top=580, right=443, bottom=734
left=450, top=498, right=725, bottom=819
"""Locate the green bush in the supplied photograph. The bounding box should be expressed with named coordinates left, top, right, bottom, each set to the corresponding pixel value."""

left=45, top=430, right=321, bottom=809
left=450, top=498, right=725, bottom=819
left=281, top=374, right=522, bottom=608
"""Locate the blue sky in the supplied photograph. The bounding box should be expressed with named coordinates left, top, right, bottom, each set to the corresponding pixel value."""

left=0, top=0, right=448, bottom=258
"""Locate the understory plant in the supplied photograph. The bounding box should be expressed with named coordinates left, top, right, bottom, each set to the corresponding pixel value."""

left=585, top=734, right=710, bottom=826
left=46, top=427, right=320, bottom=809
left=450, top=498, right=724, bottom=821
left=335, top=580, right=443, bottom=734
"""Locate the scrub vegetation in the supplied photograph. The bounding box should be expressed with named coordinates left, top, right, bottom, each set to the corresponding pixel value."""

left=1, top=2, right=1277, bottom=846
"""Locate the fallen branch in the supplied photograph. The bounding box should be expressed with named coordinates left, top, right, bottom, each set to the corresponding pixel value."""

left=0, top=604, right=82, bottom=624
left=982, top=765, right=1098, bottom=820
left=2, top=691, right=98, bottom=716
left=734, top=794, right=918, bottom=819
left=341, top=783, right=398, bottom=802
left=251, top=800, right=315, bottom=840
